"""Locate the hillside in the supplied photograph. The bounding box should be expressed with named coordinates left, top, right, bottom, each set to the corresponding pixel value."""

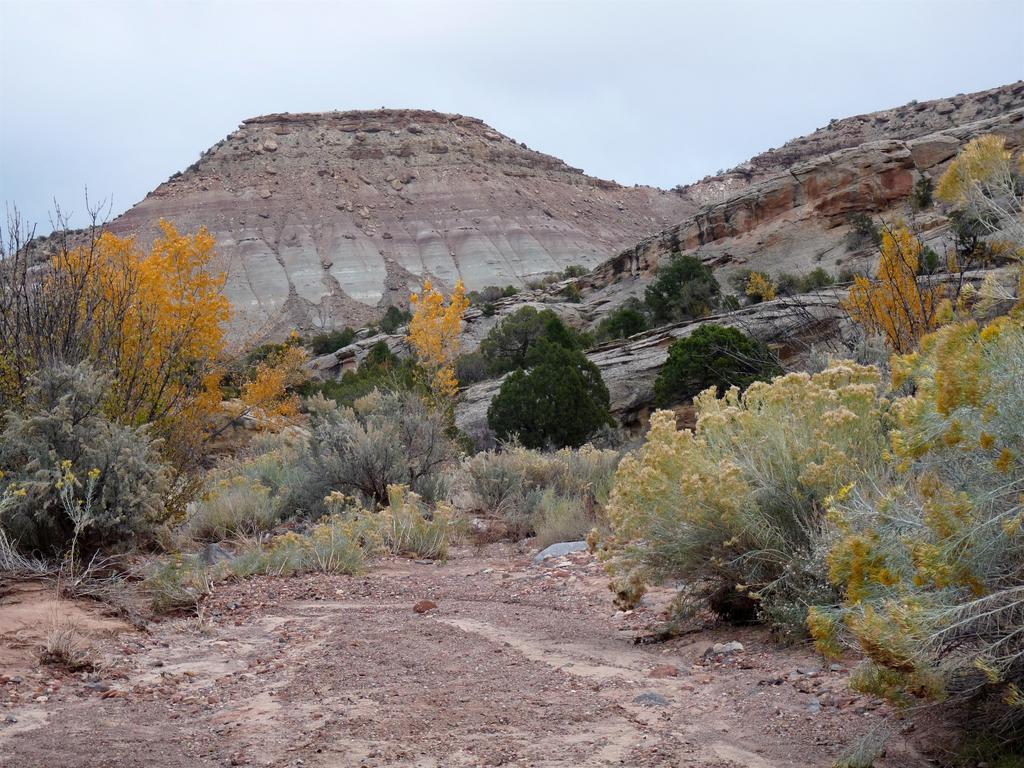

left=452, top=83, right=1024, bottom=442
left=107, top=109, right=693, bottom=338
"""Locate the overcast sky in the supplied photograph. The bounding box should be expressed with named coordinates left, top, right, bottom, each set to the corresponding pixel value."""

left=1, top=0, right=1022, bottom=232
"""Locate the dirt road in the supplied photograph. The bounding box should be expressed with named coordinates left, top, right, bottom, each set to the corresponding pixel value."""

left=0, top=547, right=930, bottom=767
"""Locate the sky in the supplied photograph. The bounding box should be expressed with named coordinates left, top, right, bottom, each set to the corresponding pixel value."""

left=1, top=0, right=1022, bottom=232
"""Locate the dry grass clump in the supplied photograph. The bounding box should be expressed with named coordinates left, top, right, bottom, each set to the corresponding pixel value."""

left=188, top=476, right=281, bottom=542
left=39, top=618, right=94, bottom=672
left=461, top=442, right=619, bottom=540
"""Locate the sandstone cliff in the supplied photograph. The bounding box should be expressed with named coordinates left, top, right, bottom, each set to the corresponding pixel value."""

left=108, top=109, right=693, bottom=339
left=679, top=81, right=1024, bottom=206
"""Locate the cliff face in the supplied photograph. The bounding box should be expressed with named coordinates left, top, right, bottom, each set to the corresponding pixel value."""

left=679, top=81, right=1024, bottom=207
left=583, top=108, right=1024, bottom=305
left=109, top=109, right=692, bottom=339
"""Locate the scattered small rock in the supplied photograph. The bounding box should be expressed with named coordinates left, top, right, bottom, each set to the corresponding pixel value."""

left=708, top=641, right=745, bottom=656
left=413, top=600, right=438, bottom=614
left=649, top=665, right=679, bottom=679
left=200, top=543, right=235, bottom=566
left=533, top=541, right=587, bottom=564
left=633, top=692, right=669, bottom=707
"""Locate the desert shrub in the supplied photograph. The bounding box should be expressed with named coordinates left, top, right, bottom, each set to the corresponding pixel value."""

left=844, top=223, right=945, bottom=353
left=308, top=327, right=355, bottom=355
left=468, top=285, right=518, bottom=306
left=595, top=303, right=648, bottom=342
left=562, top=264, right=589, bottom=279
left=299, top=390, right=457, bottom=511
left=846, top=213, right=882, bottom=251
left=654, top=324, right=780, bottom=406
left=776, top=268, right=836, bottom=296
left=561, top=283, right=582, bottom=302
left=187, top=477, right=280, bottom=542
left=454, top=350, right=490, bottom=385
left=600, top=363, right=889, bottom=633
left=379, top=305, right=412, bottom=335
left=306, top=341, right=420, bottom=408
left=813, top=316, right=1024, bottom=749
left=487, top=342, right=613, bottom=449
left=142, top=554, right=217, bottom=613
left=229, top=515, right=370, bottom=578
left=532, top=491, right=593, bottom=549
left=374, top=484, right=453, bottom=560
left=911, top=175, right=933, bottom=210
left=461, top=443, right=619, bottom=538
left=0, top=362, right=169, bottom=555
left=838, top=265, right=869, bottom=283
left=745, top=271, right=777, bottom=303
left=479, top=306, right=587, bottom=375
left=644, top=253, right=720, bottom=324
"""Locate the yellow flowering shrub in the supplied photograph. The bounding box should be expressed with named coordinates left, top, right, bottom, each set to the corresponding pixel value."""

left=818, top=314, right=1024, bottom=746
left=599, top=362, right=889, bottom=630
left=745, top=271, right=777, bottom=302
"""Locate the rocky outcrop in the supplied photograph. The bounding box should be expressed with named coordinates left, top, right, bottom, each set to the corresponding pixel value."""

left=679, top=81, right=1024, bottom=206
left=584, top=108, right=1024, bottom=305
left=455, top=292, right=852, bottom=445
left=108, top=109, right=692, bottom=340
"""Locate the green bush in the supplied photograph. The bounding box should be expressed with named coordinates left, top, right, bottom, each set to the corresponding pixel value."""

left=305, top=341, right=420, bottom=408
left=469, top=285, right=519, bottom=306
left=379, top=306, right=412, bottom=335
left=479, top=306, right=588, bottom=375
left=600, top=363, right=889, bottom=632
left=308, top=327, right=355, bottom=355
left=561, top=264, right=589, bottom=279
left=654, top=324, right=781, bottom=406
left=532, top=491, right=593, bottom=549
left=487, top=342, right=613, bottom=449
left=846, top=213, right=882, bottom=251
left=454, top=350, right=490, bottom=385
left=644, top=253, right=721, bottom=324
left=0, top=363, right=169, bottom=555
left=374, top=484, right=453, bottom=560
left=776, top=267, right=836, bottom=296
left=595, top=304, right=648, bottom=342
left=911, top=175, right=933, bottom=210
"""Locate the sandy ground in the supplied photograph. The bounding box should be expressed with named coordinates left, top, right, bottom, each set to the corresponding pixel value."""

left=0, top=546, right=934, bottom=768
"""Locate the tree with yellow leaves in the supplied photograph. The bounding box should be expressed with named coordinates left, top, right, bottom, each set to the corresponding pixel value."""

left=239, top=340, right=309, bottom=424
left=407, top=279, right=469, bottom=401
left=1, top=210, right=234, bottom=471
left=843, top=223, right=945, bottom=353
left=745, top=271, right=777, bottom=302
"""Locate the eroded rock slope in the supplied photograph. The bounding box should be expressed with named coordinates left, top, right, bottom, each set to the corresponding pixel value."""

left=109, top=109, right=692, bottom=338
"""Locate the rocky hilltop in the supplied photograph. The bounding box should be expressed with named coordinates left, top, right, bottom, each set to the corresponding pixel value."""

left=109, top=109, right=693, bottom=338
left=680, top=81, right=1024, bottom=206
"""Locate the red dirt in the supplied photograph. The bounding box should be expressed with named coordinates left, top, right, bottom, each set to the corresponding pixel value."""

left=1, top=547, right=934, bottom=767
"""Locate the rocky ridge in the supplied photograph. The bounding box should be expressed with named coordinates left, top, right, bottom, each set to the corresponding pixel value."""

left=679, top=81, right=1024, bottom=207
left=108, top=109, right=693, bottom=339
